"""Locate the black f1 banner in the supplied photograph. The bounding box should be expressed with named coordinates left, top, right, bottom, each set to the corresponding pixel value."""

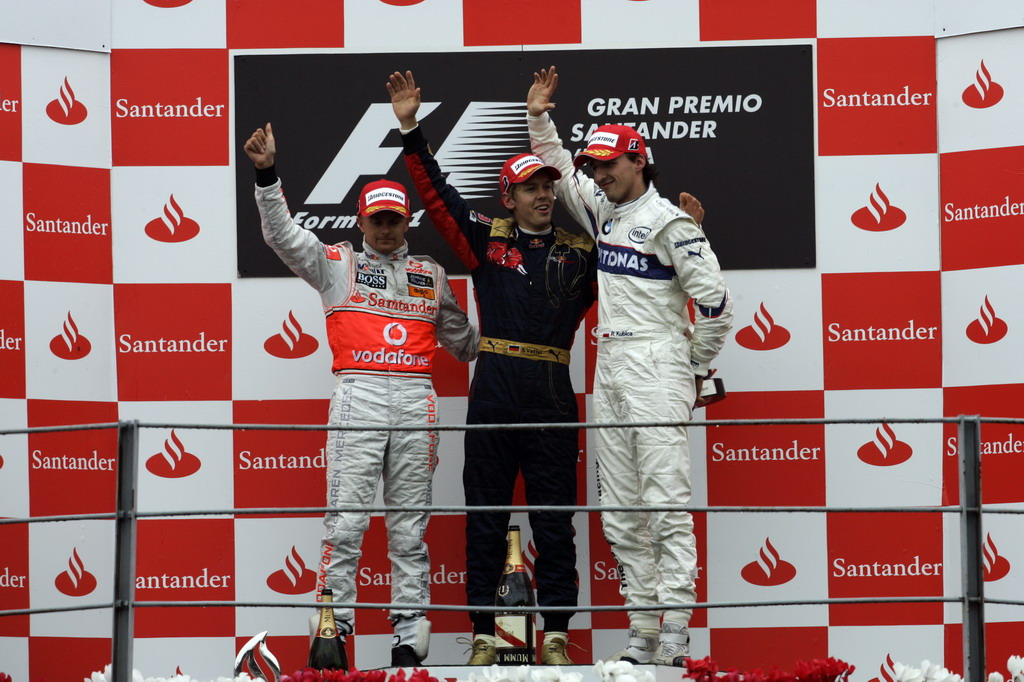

left=234, top=46, right=814, bottom=277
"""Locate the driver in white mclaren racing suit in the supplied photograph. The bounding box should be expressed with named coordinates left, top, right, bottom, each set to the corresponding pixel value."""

left=526, top=67, right=733, bottom=666
left=244, top=122, right=479, bottom=669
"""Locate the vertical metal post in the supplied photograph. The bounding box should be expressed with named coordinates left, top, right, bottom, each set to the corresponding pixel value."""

left=112, top=420, right=139, bottom=682
left=959, top=415, right=984, bottom=682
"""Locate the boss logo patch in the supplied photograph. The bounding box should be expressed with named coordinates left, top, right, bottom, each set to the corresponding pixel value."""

left=357, top=272, right=387, bottom=288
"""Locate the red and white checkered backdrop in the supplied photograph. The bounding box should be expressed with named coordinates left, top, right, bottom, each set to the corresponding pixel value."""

left=1, top=1, right=1024, bottom=680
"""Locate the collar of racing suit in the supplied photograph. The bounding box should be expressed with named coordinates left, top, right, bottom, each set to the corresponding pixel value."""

left=360, top=239, right=409, bottom=262
left=610, top=182, right=658, bottom=216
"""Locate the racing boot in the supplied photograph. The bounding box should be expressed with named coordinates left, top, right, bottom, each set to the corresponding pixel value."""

left=465, top=634, right=497, bottom=665
left=541, top=631, right=573, bottom=665
left=650, top=621, right=689, bottom=667
left=606, top=626, right=658, bottom=664
left=391, top=616, right=430, bottom=667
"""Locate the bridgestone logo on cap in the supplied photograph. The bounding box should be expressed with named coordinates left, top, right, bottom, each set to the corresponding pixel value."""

left=589, top=132, right=619, bottom=147
left=511, top=155, right=543, bottom=176
left=365, top=188, right=407, bottom=205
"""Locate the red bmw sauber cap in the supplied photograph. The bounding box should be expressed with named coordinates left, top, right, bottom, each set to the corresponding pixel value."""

left=499, top=153, right=562, bottom=194
left=358, top=179, right=412, bottom=218
left=573, top=124, right=647, bottom=167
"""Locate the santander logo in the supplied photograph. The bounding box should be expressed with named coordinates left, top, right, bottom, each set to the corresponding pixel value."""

left=869, top=653, right=897, bottom=682
left=983, top=533, right=1011, bottom=582
left=264, top=311, right=319, bottom=359
left=966, top=296, right=1008, bottom=344
left=266, top=546, right=317, bottom=595
left=54, top=547, right=98, bottom=597
left=850, top=184, right=906, bottom=232
left=740, top=537, right=796, bottom=586
left=857, top=423, right=912, bottom=467
left=49, top=312, right=92, bottom=360
left=146, top=429, right=202, bottom=478
left=145, top=195, right=201, bottom=243
left=734, top=302, right=790, bottom=350
left=143, top=0, right=193, bottom=6
left=962, top=60, right=1004, bottom=109
left=46, top=77, right=88, bottom=125
left=378, top=0, right=426, bottom=5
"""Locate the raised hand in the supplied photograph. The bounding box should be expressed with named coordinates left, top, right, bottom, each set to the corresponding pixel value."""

left=243, top=122, right=276, bottom=170
left=527, top=65, right=559, bottom=118
left=387, top=70, right=421, bottom=130
left=679, top=192, right=704, bottom=225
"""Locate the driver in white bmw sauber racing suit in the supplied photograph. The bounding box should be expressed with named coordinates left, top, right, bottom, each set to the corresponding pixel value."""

left=527, top=68, right=733, bottom=666
left=244, top=123, right=479, bottom=668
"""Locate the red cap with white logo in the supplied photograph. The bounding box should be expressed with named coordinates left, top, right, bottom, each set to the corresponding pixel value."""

left=573, top=124, right=647, bottom=167
left=499, top=153, right=562, bottom=194
left=358, top=179, right=411, bottom=218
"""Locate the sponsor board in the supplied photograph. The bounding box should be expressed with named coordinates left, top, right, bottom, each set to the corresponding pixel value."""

left=234, top=47, right=814, bottom=276
left=822, top=272, right=941, bottom=390
left=0, top=281, right=25, bottom=399
left=0, top=43, right=21, bottom=161
left=27, top=399, right=118, bottom=517
left=232, top=399, right=330, bottom=513
left=827, top=512, right=943, bottom=626
left=818, top=37, right=936, bottom=156
left=113, top=283, right=232, bottom=400
left=940, top=145, right=1024, bottom=271
left=706, top=390, right=825, bottom=506
left=134, top=518, right=235, bottom=637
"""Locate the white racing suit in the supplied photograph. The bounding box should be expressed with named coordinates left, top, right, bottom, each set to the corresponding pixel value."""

left=255, top=179, right=479, bottom=634
left=529, top=113, right=733, bottom=630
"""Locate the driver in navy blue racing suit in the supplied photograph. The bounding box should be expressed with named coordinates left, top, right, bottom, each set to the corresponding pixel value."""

left=389, top=70, right=595, bottom=665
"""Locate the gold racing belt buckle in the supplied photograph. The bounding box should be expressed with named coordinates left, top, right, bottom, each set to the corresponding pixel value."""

left=480, top=336, right=570, bottom=365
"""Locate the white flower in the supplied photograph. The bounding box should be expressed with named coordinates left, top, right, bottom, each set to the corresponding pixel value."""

left=468, top=664, right=531, bottom=682
left=85, top=670, right=256, bottom=682
left=930, top=667, right=963, bottom=682
left=988, top=673, right=1005, bottom=682
left=894, top=662, right=925, bottom=682
left=1008, top=656, right=1024, bottom=682
left=532, top=667, right=582, bottom=682
left=593, top=660, right=654, bottom=682
left=919, top=661, right=942, bottom=681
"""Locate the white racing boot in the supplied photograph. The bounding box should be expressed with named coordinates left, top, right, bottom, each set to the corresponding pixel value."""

left=651, top=621, right=690, bottom=667
left=606, top=626, right=658, bottom=664
left=391, top=616, right=431, bottom=666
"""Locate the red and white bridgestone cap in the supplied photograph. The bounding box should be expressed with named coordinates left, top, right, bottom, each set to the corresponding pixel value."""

left=358, top=179, right=412, bottom=217
left=499, top=153, right=562, bottom=193
left=573, top=124, right=647, bottom=167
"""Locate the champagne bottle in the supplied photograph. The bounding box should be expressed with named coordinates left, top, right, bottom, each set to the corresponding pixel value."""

left=308, top=588, right=348, bottom=671
left=494, top=525, right=536, bottom=664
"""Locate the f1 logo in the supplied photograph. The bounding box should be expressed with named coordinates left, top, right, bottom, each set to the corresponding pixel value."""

left=306, top=102, right=441, bottom=204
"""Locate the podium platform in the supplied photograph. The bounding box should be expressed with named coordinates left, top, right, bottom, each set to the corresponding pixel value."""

left=380, top=664, right=686, bottom=682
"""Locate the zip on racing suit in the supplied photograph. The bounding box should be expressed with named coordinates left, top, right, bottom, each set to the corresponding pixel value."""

left=254, top=171, right=479, bottom=638
left=528, top=112, right=733, bottom=630
left=401, top=124, right=596, bottom=635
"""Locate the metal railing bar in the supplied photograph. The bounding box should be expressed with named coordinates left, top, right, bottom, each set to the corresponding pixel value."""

left=76, top=596, right=966, bottom=612
left=0, top=422, right=120, bottom=436
left=0, top=602, right=114, bottom=616
left=130, top=417, right=968, bottom=432
left=0, top=513, right=117, bottom=525
left=3, top=416, right=1020, bottom=438
left=0, top=505, right=970, bottom=525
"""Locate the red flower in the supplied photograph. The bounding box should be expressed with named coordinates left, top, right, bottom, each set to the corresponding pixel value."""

left=794, top=658, right=855, bottom=682
left=686, top=656, right=721, bottom=682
